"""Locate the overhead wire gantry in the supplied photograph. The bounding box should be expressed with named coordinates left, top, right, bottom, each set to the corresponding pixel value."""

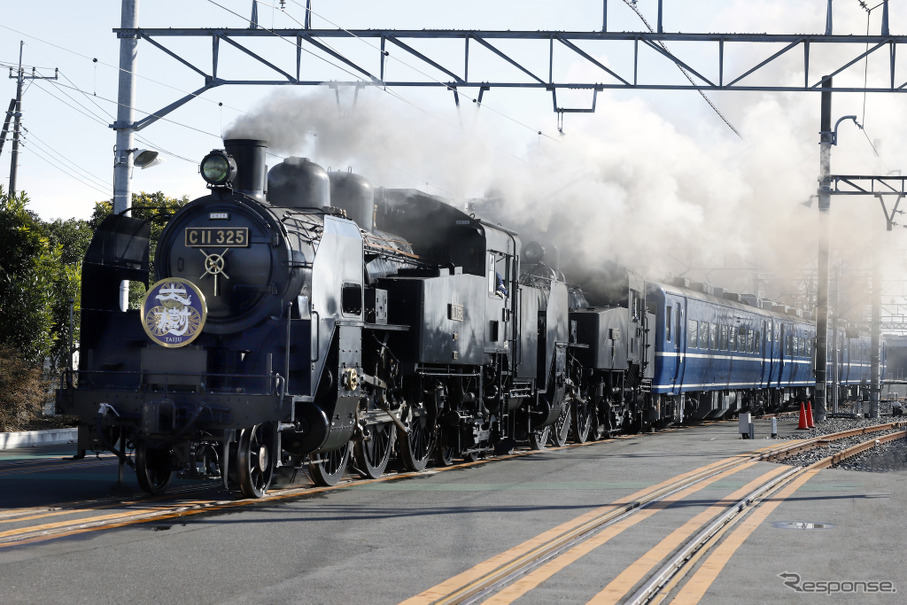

left=112, top=0, right=904, bottom=420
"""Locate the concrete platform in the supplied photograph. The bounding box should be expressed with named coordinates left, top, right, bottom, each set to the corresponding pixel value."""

left=0, top=428, right=77, bottom=449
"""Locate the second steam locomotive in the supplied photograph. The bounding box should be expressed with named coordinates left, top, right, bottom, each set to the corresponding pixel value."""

left=57, top=138, right=876, bottom=497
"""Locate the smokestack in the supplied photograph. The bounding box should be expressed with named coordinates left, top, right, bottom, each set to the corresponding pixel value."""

left=224, top=139, right=268, bottom=201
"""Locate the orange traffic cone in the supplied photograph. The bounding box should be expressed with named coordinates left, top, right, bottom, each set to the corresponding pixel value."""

left=796, top=401, right=809, bottom=430
left=806, top=400, right=815, bottom=428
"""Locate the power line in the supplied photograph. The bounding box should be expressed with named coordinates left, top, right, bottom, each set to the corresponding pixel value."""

left=20, top=130, right=110, bottom=195
left=286, top=0, right=560, bottom=142
left=33, top=81, right=108, bottom=126
left=215, top=0, right=559, bottom=143
left=21, top=127, right=109, bottom=189
left=5, top=41, right=58, bottom=197
left=0, top=22, right=248, bottom=123
left=621, top=0, right=742, bottom=139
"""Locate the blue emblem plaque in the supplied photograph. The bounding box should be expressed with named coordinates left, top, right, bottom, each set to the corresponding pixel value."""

left=141, top=278, right=208, bottom=347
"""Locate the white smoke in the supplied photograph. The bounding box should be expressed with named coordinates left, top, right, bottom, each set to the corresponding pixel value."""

left=221, top=1, right=907, bottom=312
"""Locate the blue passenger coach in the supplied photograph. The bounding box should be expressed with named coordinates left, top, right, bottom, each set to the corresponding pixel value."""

left=829, top=324, right=884, bottom=401
left=646, top=280, right=815, bottom=420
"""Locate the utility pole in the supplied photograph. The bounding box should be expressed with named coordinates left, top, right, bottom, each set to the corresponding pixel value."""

left=7, top=42, right=23, bottom=198
left=5, top=41, right=58, bottom=199
left=815, top=75, right=832, bottom=423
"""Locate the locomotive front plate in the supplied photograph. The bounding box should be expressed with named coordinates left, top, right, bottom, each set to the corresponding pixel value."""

left=141, top=278, right=208, bottom=348
left=185, top=227, right=249, bottom=247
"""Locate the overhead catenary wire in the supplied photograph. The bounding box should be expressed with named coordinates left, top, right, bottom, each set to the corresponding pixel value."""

left=33, top=80, right=109, bottom=127
left=855, top=1, right=890, bottom=171
left=42, top=71, right=200, bottom=164
left=0, top=22, right=251, bottom=129
left=622, top=0, right=743, bottom=140
left=6, top=9, right=486, bottom=179
left=289, top=0, right=561, bottom=142
left=221, top=0, right=560, bottom=144
left=5, top=0, right=560, bottom=200
left=4, top=70, right=204, bottom=200
left=24, top=76, right=204, bottom=191
left=0, top=29, right=224, bottom=200
left=206, top=0, right=545, bottom=195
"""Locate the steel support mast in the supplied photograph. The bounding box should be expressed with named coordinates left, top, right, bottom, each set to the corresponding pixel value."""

left=113, top=0, right=139, bottom=217
left=816, top=77, right=832, bottom=422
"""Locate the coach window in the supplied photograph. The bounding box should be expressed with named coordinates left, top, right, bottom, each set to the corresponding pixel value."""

left=755, top=330, right=761, bottom=353
left=699, top=322, right=709, bottom=349
left=666, top=306, right=673, bottom=341
left=688, top=320, right=698, bottom=348
left=676, top=310, right=682, bottom=347
left=728, top=326, right=737, bottom=352
left=709, top=323, right=718, bottom=350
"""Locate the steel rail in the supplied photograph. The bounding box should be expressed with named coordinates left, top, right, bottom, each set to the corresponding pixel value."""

left=424, top=463, right=753, bottom=604
left=413, top=447, right=793, bottom=604
left=416, top=425, right=906, bottom=603
left=630, top=429, right=907, bottom=604
left=757, top=420, right=906, bottom=462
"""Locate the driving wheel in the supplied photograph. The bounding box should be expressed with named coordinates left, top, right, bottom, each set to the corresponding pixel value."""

left=237, top=424, right=275, bottom=499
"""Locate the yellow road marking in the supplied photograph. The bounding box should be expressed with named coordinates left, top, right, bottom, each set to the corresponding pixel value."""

left=587, top=464, right=790, bottom=603
left=485, top=462, right=761, bottom=604
left=668, top=468, right=820, bottom=604
left=0, top=507, right=166, bottom=539
left=402, top=456, right=748, bottom=605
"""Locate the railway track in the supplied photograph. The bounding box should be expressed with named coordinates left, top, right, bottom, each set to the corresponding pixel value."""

left=3, top=421, right=904, bottom=605
left=403, top=423, right=907, bottom=604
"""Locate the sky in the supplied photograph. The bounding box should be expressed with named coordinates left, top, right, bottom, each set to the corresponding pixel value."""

left=3, top=0, right=907, bottom=315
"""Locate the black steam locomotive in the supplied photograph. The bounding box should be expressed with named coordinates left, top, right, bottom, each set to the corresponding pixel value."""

left=60, top=138, right=855, bottom=498
left=58, top=139, right=588, bottom=497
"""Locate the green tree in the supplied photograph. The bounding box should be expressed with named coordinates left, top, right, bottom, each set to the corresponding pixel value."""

left=43, top=217, right=92, bottom=368
left=0, top=187, right=61, bottom=364
left=0, top=189, right=189, bottom=430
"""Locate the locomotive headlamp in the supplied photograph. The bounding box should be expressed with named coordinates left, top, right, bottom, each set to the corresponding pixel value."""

left=200, top=150, right=237, bottom=187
